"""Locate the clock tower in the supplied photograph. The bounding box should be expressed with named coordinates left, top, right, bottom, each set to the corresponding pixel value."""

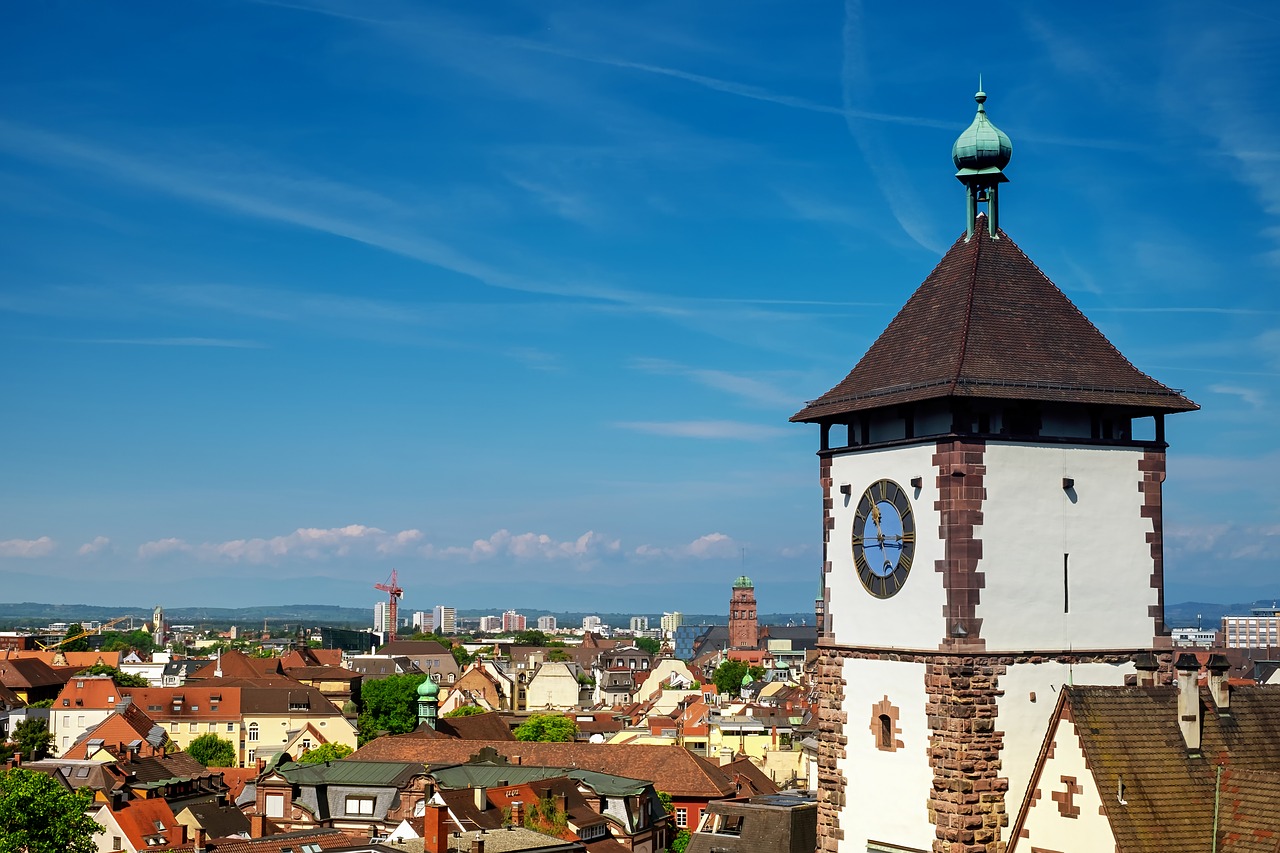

left=792, top=89, right=1197, bottom=853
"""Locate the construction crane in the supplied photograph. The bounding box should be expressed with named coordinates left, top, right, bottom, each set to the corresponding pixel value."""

left=374, top=569, right=404, bottom=643
left=38, top=615, right=133, bottom=650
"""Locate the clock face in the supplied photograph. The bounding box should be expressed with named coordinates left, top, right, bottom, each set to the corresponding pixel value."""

left=851, top=479, right=916, bottom=598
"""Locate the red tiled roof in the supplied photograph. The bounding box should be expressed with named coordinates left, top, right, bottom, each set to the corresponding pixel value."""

left=1013, top=685, right=1280, bottom=852
left=63, top=703, right=166, bottom=759
left=792, top=217, right=1197, bottom=422
left=350, top=738, right=737, bottom=799
left=110, top=797, right=183, bottom=849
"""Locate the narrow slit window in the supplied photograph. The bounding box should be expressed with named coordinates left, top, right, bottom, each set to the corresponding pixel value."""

left=1063, top=553, right=1070, bottom=614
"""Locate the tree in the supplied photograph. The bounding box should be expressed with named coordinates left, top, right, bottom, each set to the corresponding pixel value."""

left=0, top=767, right=102, bottom=853
left=451, top=644, right=473, bottom=668
left=443, top=705, right=486, bottom=718
left=186, top=733, right=236, bottom=767
left=297, top=743, right=353, bottom=763
left=357, top=673, right=427, bottom=745
left=75, top=664, right=149, bottom=687
left=512, top=630, right=553, bottom=647
left=711, top=660, right=765, bottom=697
left=61, top=624, right=90, bottom=653
left=10, top=719, right=55, bottom=761
left=635, top=637, right=661, bottom=656
left=669, top=830, right=691, bottom=853
left=513, top=714, right=577, bottom=743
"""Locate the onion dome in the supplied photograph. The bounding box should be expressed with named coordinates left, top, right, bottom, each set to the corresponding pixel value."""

left=417, top=677, right=439, bottom=700
left=952, top=89, right=1012, bottom=172
left=733, top=575, right=754, bottom=589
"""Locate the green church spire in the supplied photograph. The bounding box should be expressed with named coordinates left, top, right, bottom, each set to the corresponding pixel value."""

left=952, top=82, right=1012, bottom=239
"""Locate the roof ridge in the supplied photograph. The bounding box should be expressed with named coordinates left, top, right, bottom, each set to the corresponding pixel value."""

left=949, top=225, right=984, bottom=395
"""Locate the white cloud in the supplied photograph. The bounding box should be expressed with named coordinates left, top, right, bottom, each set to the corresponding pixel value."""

left=423, top=529, right=621, bottom=563
left=137, top=525, right=424, bottom=564
left=77, top=536, right=111, bottom=556
left=613, top=420, right=790, bottom=440
left=1209, top=383, right=1268, bottom=409
left=0, top=536, right=55, bottom=558
left=634, top=532, right=739, bottom=560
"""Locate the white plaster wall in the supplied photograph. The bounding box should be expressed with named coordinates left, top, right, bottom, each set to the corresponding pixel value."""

left=1015, top=717, right=1115, bottom=853
left=525, top=664, right=583, bottom=710
left=978, top=443, right=1157, bottom=651
left=837, top=657, right=933, bottom=851
left=996, top=661, right=1133, bottom=817
left=828, top=445, right=946, bottom=651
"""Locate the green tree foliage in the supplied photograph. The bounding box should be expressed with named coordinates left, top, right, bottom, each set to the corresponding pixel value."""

left=0, top=767, right=102, bottom=853
left=443, top=705, right=486, bottom=718
left=669, top=829, right=691, bottom=853
left=297, top=743, right=353, bottom=763
left=61, top=624, right=90, bottom=653
left=185, top=733, right=236, bottom=767
left=451, top=645, right=473, bottom=668
left=547, top=648, right=570, bottom=662
left=711, top=660, right=765, bottom=697
left=357, top=673, right=427, bottom=745
left=512, top=630, right=552, bottom=647
left=11, top=719, right=56, bottom=761
left=513, top=714, right=577, bottom=743
left=74, top=664, right=149, bottom=687
left=99, top=629, right=158, bottom=654
left=634, top=637, right=662, bottom=656
left=522, top=796, right=568, bottom=834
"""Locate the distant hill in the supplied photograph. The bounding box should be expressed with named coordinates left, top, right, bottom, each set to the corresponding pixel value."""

left=0, top=602, right=817, bottom=632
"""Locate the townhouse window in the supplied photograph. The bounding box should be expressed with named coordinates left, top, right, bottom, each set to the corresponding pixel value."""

left=248, top=723, right=259, bottom=742
left=63, top=715, right=70, bottom=727
left=113, top=837, right=122, bottom=851
left=247, top=750, right=255, bottom=763
left=208, top=723, right=216, bottom=732
left=189, top=722, right=198, bottom=733
left=77, top=716, right=85, bottom=726
left=171, top=723, right=178, bottom=733
left=266, top=792, right=285, bottom=819
left=345, top=796, right=375, bottom=816
left=301, top=738, right=312, bottom=751
left=675, top=808, right=687, bottom=828
left=227, top=723, right=235, bottom=733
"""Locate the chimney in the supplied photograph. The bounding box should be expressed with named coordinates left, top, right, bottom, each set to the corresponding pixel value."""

left=555, top=792, right=568, bottom=814
left=1207, top=653, right=1231, bottom=712
left=474, top=787, right=486, bottom=811
left=472, top=835, right=485, bottom=853
left=193, top=826, right=207, bottom=853
left=510, top=801, right=524, bottom=826
left=1175, top=653, right=1202, bottom=753
left=250, top=814, right=266, bottom=838
left=1133, top=652, right=1159, bottom=688
left=423, top=803, right=450, bottom=853
left=179, top=825, right=188, bottom=845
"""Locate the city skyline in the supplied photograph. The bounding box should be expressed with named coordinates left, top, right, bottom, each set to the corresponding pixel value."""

left=2, top=2, right=1278, bottom=613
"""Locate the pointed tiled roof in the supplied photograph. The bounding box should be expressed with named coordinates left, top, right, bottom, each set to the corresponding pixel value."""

left=792, top=218, right=1197, bottom=422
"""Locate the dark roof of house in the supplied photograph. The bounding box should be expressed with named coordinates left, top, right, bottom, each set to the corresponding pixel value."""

left=685, top=792, right=816, bottom=853
left=349, top=739, right=737, bottom=799
left=0, top=657, right=65, bottom=689
left=1014, top=684, right=1280, bottom=853
left=379, top=640, right=451, bottom=656
left=186, top=827, right=356, bottom=853
left=792, top=217, right=1197, bottom=422
left=436, top=711, right=517, bottom=741
left=176, top=799, right=253, bottom=838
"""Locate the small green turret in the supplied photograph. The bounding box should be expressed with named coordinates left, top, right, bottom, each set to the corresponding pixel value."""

left=417, top=676, right=440, bottom=730
left=953, top=83, right=1013, bottom=239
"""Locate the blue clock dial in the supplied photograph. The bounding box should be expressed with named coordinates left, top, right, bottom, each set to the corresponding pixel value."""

left=851, top=479, right=916, bottom=599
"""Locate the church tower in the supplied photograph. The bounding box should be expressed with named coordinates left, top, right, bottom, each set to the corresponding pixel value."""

left=792, top=89, right=1196, bottom=853
left=728, top=575, right=759, bottom=649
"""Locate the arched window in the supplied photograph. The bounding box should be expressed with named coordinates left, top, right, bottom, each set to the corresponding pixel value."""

left=248, top=722, right=259, bottom=742
left=878, top=714, right=892, bottom=750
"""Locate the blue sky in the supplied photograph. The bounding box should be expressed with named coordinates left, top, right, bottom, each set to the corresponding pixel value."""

left=2, top=1, right=1278, bottom=618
